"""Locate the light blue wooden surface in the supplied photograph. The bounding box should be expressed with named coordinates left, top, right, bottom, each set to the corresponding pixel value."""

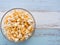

left=0, top=0, right=60, bottom=45
left=0, top=29, right=60, bottom=45
left=0, top=0, right=60, bottom=11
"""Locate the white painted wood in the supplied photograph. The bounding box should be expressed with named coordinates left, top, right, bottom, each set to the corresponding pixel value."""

left=0, top=11, right=60, bottom=29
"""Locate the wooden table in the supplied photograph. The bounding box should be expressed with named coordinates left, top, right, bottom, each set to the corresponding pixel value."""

left=0, top=11, right=60, bottom=45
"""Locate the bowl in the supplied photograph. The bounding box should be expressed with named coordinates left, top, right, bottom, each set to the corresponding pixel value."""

left=0, top=8, right=35, bottom=42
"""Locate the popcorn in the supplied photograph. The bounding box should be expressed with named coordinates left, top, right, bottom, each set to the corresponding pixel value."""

left=25, top=35, right=29, bottom=39
left=17, top=18, right=20, bottom=22
left=14, top=38, right=19, bottom=42
left=21, top=25, right=24, bottom=28
left=20, top=36, right=25, bottom=41
left=13, top=34, right=16, bottom=37
left=28, top=33, right=32, bottom=36
left=2, top=9, right=35, bottom=42
left=14, top=23, right=18, bottom=26
left=21, top=16, right=24, bottom=19
left=25, top=29, right=29, bottom=34
left=17, top=34, right=22, bottom=38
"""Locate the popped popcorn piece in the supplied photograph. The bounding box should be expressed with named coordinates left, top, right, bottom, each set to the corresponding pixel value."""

left=17, top=34, right=22, bottom=38
left=20, top=36, right=25, bottom=41
left=25, top=35, right=29, bottom=39
left=14, top=38, right=19, bottom=42
left=25, top=29, right=29, bottom=34
left=17, top=18, right=20, bottom=22
left=28, top=33, right=32, bottom=36
left=14, top=22, right=19, bottom=26
left=21, top=25, right=24, bottom=28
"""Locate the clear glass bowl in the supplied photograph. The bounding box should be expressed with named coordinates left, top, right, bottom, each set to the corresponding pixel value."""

left=0, top=8, right=36, bottom=43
